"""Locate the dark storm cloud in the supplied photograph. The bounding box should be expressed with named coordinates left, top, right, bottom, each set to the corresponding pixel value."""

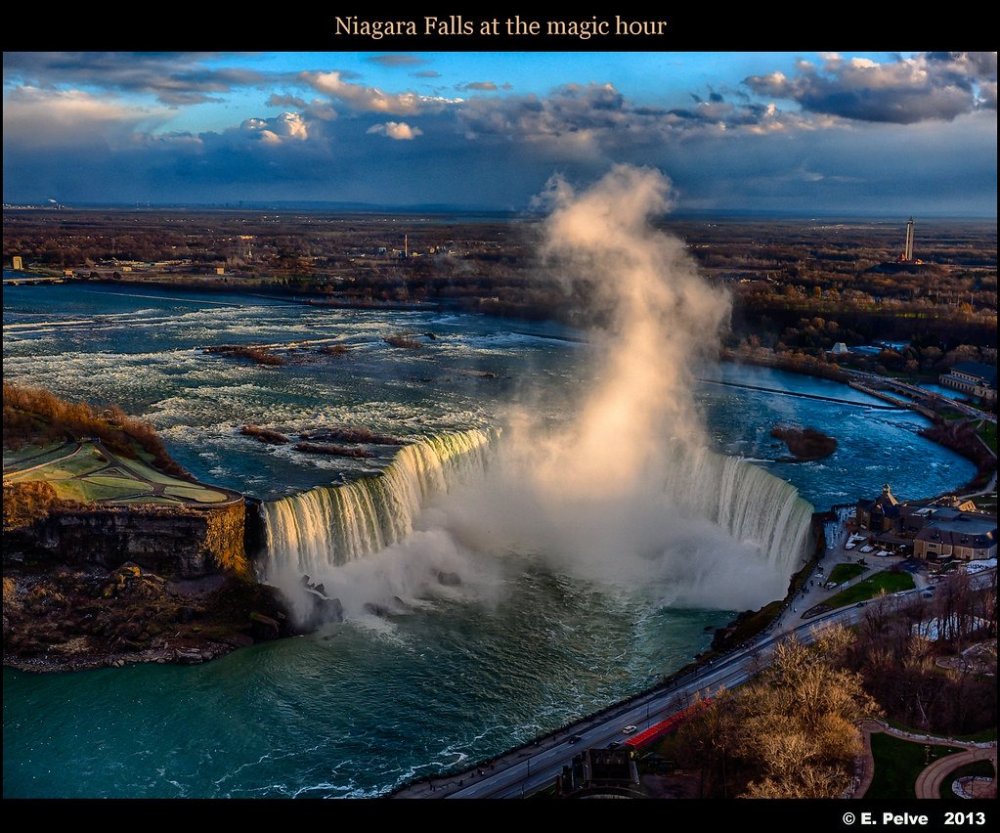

left=745, top=52, right=998, bottom=124
left=267, top=93, right=308, bottom=109
left=457, top=83, right=810, bottom=148
left=2, top=56, right=995, bottom=216
left=3, top=52, right=268, bottom=105
left=365, top=55, right=429, bottom=67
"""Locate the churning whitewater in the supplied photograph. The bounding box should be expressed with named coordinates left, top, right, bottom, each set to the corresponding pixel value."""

left=262, top=430, right=813, bottom=622
left=263, top=166, right=813, bottom=622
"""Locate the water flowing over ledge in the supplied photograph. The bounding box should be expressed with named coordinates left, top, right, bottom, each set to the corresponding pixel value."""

left=659, top=441, right=815, bottom=568
left=262, top=429, right=813, bottom=591
left=263, top=429, right=495, bottom=576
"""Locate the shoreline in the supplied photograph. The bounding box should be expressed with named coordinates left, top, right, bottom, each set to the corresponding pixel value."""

left=3, top=338, right=991, bottom=675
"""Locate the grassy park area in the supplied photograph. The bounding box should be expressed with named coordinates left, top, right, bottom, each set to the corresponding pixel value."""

left=4, top=440, right=234, bottom=507
left=866, top=733, right=955, bottom=799
left=939, top=760, right=996, bottom=799
left=828, top=563, right=868, bottom=585
left=825, top=571, right=915, bottom=608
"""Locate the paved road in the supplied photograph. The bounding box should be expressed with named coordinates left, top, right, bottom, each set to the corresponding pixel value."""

left=854, top=720, right=998, bottom=799
left=394, top=566, right=995, bottom=799
left=396, top=602, right=871, bottom=798
left=915, top=747, right=997, bottom=799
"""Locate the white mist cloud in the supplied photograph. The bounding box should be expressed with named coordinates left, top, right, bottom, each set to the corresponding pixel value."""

left=265, top=166, right=809, bottom=624
left=524, top=165, right=731, bottom=495
left=418, top=167, right=799, bottom=609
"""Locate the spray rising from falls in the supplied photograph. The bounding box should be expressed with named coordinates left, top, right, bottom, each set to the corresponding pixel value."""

left=263, top=166, right=815, bottom=621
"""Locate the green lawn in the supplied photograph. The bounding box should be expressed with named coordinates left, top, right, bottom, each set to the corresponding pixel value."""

left=884, top=721, right=997, bottom=744
left=2, top=441, right=72, bottom=471
left=866, top=733, right=955, bottom=799
left=826, top=571, right=915, bottom=608
left=47, top=479, right=146, bottom=504
left=164, top=485, right=228, bottom=503
left=828, top=563, right=867, bottom=585
left=5, top=440, right=234, bottom=507
left=938, top=760, right=996, bottom=799
left=5, top=444, right=107, bottom=481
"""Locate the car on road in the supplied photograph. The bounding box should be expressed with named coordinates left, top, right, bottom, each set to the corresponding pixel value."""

left=607, top=741, right=621, bottom=749
left=568, top=734, right=583, bottom=744
left=622, top=725, right=638, bottom=735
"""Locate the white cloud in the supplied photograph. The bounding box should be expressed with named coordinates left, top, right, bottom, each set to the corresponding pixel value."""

left=366, top=121, right=423, bottom=140
left=241, top=112, right=309, bottom=143
left=301, top=70, right=460, bottom=115
left=746, top=52, right=998, bottom=123
left=2, top=85, right=167, bottom=147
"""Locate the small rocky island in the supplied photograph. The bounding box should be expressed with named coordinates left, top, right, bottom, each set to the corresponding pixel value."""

left=3, top=382, right=292, bottom=672
left=770, top=425, right=838, bottom=462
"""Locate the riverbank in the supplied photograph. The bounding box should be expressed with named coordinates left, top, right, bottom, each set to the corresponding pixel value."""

left=2, top=384, right=293, bottom=673
left=2, top=563, right=289, bottom=673
left=720, top=348, right=996, bottom=494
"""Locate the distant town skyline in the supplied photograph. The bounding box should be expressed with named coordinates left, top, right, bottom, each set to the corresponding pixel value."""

left=3, top=52, right=997, bottom=215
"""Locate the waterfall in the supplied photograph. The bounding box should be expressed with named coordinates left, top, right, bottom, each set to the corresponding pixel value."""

left=658, top=441, right=814, bottom=569
left=263, top=429, right=494, bottom=578
left=264, top=429, right=813, bottom=584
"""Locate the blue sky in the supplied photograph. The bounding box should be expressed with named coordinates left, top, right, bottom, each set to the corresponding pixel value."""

left=3, top=51, right=996, bottom=215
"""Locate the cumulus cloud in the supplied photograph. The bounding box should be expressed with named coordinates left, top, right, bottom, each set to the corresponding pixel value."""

left=745, top=51, right=998, bottom=124
left=267, top=93, right=337, bottom=122
left=240, top=112, right=309, bottom=143
left=2, top=85, right=167, bottom=147
left=301, top=70, right=460, bottom=115
left=366, top=121, right=423, bottom=140
left=3, top=52, right=267, bottom=105
left=457, top=82, right=816, bottom=152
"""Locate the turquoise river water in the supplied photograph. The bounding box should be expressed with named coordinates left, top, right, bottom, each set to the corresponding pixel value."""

left=2, top=283, right=975, bottom=797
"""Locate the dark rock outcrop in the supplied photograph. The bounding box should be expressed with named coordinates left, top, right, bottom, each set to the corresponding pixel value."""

left=2, top=562, right=291, bottom=673
left=4, top=501, right=248, bottom=579
left=770, top=425, right=837, bottom=462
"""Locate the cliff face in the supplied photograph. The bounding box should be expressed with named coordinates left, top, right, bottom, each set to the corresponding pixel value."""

left=5, top=501, right=247, bottom=578
left=3, top=500, right=290, bottom=673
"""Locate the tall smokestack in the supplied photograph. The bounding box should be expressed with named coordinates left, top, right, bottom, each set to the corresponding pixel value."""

left=904, top=217, right=914, bottom=262
left=404, top=234, right=409, bottom=259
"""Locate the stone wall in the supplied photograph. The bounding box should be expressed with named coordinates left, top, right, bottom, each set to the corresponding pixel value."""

left=4, top=500, right=248, bottom=578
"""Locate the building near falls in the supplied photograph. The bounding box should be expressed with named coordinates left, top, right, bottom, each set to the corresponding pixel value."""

left=556, top=747, right=643, bottom=799
left=856, top=484, right=997, bottom=561
left=938, top=362, right=998, bottom=404
left=911, top=510, right=997, bottom=561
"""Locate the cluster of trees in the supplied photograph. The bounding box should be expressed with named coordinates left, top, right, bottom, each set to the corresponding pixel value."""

left=669, top=570, right=996, bottom=798
left=3, top=382, right=185, bottom=477
left=3, top=480, right=63, bottom=530
left=837, top=573, right=997, bottom=736
left=673, top=632, right=881, bottom=798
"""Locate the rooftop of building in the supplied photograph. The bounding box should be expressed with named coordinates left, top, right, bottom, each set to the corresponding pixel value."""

left=945, top=361, right=997, bottom=387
